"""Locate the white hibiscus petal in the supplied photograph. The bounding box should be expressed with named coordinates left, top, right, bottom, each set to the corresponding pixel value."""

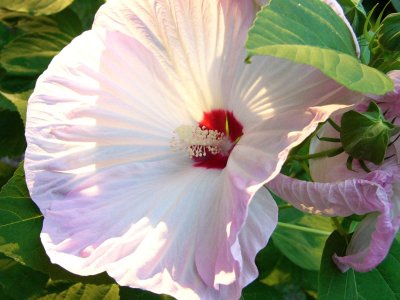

left=237, top=188, right=277, bottom=287
left=39, top=161, right=238, bottom=299
left=227, top=56, right=361, bottom=129
left=93, top=0, right=257, bottom=113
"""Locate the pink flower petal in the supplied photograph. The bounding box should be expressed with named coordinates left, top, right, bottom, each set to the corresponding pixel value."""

left=267, top=172, right=399, bottom=272
left=333, top=213, right=396, bottom=272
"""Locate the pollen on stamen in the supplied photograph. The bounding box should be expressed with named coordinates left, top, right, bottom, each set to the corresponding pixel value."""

left=171, top=125, right=225, bottom=158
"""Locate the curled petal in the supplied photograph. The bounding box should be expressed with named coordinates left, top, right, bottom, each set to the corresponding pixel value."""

left=267, top=173, right=390, bottom=216
left=333, top=212, right=396, bottom=272
left=267, top=172, right=398, bottom=272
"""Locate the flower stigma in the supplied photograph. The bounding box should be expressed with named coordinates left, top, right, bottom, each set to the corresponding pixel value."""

left=171, top=109, right=243, bottom=169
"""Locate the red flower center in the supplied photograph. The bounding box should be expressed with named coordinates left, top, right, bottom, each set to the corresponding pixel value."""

left=191, top=110, right=243, bottom=169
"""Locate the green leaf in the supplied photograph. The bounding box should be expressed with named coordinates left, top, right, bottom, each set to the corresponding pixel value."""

left=119, top=287, right=173, bottom=300
left=0, top=160, right=15, bottom=189
left=0, top=90, right=31, bottom=123
left=255, top=240, right=283, bottom=279
left=38, top=282, right=120, bottom=300
left=319, top=231, right=400, bottom=300
left=0, top=0, right=74, bottom=16
left=358, top=35, right=371, bottom=64
left=340, top=101, right=398, bottom=165
left=272, top=197, right=334, bottom=271
left=0, top=110, right=26, bottom=157
left=391, top=0, right=400, bottom=12
left=0, top=253, right=49, bottom=300
left=377, top=13, right=400, bottom=52
left=0, top=31, right=71, bottom=76
left=338, top=0, right=367, bottom=35
left=246, top=0, right=394, bottom=95
left=0, top=9, right=82, bottom=41
left=0, top=165, right=45, bottom=271
left=262, top=254, right=318, bottom=299
left=241, top=281, right=283, bottom=300
left=70, top=0, right=105, bottom=31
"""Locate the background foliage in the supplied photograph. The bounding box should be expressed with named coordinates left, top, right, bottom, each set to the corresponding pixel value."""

left=0, top=0, right=399, bottom=299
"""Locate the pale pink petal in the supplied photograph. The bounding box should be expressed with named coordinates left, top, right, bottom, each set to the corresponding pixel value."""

left=237, top=187, right=277, bottom=287
left=229, top=106, right=356, bottom=194
left=40, top=161, right=228, bottom=299
left=226, top=56, right=361, bottom=130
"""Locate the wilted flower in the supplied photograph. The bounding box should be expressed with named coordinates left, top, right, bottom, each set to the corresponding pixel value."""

left=268, top=70, right=400, bottom=272
left=25, top=0, right=359, bottom=299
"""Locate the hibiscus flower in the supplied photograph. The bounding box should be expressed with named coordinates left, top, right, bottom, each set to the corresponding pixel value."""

left=268, top=70, right=400, bottom=272
left=24, top=0, right=360, bottom=299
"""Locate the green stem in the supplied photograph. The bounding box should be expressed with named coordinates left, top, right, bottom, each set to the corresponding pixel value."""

left=277, top=222, right=331, bottom=236
left=290, top=147, right=343, bottom=161
left=331, top=217, right=349, bottom=244
left=327, top=118, right=341, bottom=133
left=278, top=204, right=293, bottom=210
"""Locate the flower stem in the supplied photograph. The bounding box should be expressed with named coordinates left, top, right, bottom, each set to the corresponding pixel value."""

left=278, top=204, right=293, bottom=210
left=277, top=222, right=331, bottom=236
left=331, top=217, right=349, bottom=244
left=290, top=147, right=344, bottom=161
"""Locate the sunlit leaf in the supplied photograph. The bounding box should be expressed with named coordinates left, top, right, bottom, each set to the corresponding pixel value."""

left=38, top=282, right=120, bottom=300
left=246, top=0, right=393, bottom=95
left=0, top=90, right=32, bottom=123
left=0, top=0, right=74, bottom=16
left=0, top=31, right=71, bottom=76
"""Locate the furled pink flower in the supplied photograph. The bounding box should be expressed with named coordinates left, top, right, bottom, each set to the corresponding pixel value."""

left=268, top=70, right=400, bottom=272
left=24, top=0, right=360, bottom=299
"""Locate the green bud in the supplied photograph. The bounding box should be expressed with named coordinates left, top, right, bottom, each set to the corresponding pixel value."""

left=340, top=102, right=400, bottom=165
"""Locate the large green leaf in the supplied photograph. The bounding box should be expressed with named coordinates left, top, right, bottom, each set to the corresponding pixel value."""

left=241, top=282, right=283, bottom=300
left=246, top=0, right=393, bottom=95
left=0, top=254, right=120, bottom=300
left=0, top=110, right=26, bottom=157
left=0, top=9, right=82, bottom=38
left=272, top=197, right=334, bottom=271
left=0, top=31, right=71, bottom=76
left=70, top=0, right=105, bottom=30
left=0, top=90, right=32, bottom=123
left=319, top=231, right=400, bottom=300
left=38, top=282, right=120, bottom=300
left=0, top=0, right=74, bottom=16
left=391, top=0, right=400, bottom=12
left=0, top=165, right=45, bottom=270
left=0, top=253, right=48, bottom=300
left=0, top=9, right=81, bottom=94
left=261, top=252, right=318, bottom=299
left=338, top=0, right=367, bottom=35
